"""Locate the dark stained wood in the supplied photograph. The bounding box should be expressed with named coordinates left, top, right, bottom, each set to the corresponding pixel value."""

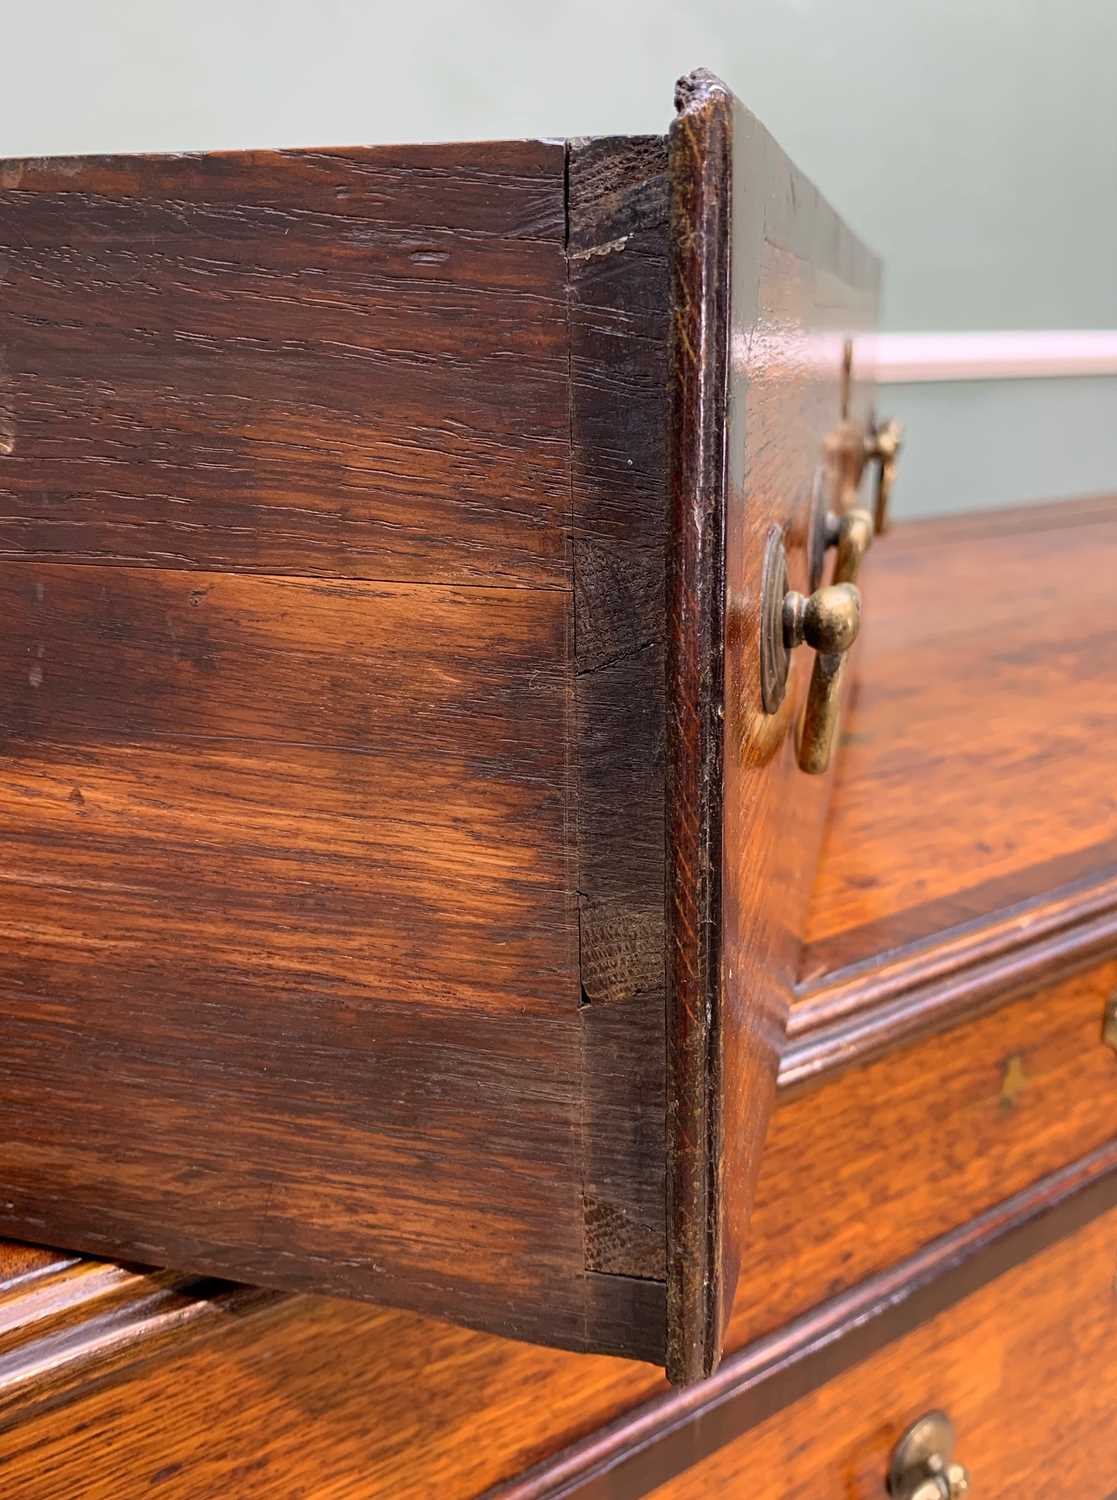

left=0, top=143, right=570, bottom=587
left=0, top=120, right=689, bottom=1362
left=665, top=70, right=880, bottom=1380
left=568, top=134, right=670, bottom=1280
left=0, top=135, right=678, bottom=1360
left=495, top=1143, right=1117, bottom=1499
left=567, top=133, right=669, bottom=1012
left=0, top=560, right=592, bottom=1342
left=665, top=71, right=734, bottom=1386
left=800, top=497, right=1117, bottom=984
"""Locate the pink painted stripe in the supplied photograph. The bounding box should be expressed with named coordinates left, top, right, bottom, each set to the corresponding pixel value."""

left=857, top=331, right=1117, bottom=384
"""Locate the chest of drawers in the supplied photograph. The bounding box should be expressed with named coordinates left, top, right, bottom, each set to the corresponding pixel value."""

left=1, top=65, right=1115, bottom=1499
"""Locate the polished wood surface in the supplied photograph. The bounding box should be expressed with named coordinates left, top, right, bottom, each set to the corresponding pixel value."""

left=6, top=1127, right=1114, bottom=1498
left=735, top=957, right=1117, bottom=1349
left=0, top=83, right=887, bottom=1371
left=0, top=560, right=601, bottom=1343
left=665, top=68, right=879, bottom=1380
left=647, top=1189, right=1117, bottom=1498
left=1, top=81, right=1109, bottom=1435
left=0, top=1241, right=663, bottom=1500
left=0, top=1246, right=275, bottom=1435
left=498, top=1144, right=1117, bottom=1498
left=4, top=1145, right=1112, bottom=1500
left=801, top=496, right=1117, bottom=984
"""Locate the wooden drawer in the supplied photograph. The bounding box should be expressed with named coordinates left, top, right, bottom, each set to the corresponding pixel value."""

left=0, top=69, right=880, bottom=1378
left=647, top=1194, right=1117, bottom=1498
left=732, top=955, right=1117, bottom=1349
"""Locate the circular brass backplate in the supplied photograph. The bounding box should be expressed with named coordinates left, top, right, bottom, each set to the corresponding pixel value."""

left=759, top=526, right=790, bottom=714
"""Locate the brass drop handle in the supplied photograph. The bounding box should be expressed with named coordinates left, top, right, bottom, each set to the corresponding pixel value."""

left=783, top=581, right=861, bottom=775
left=822, top=504, right=874, bottom=585
left=865, top=417, right=904, bottom=534
left=889, top=1412, right=971, bottom=1500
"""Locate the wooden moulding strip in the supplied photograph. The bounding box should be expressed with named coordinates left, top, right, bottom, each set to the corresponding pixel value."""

left=785, top=869, right=1117, bottom=1090
left=486, top=1139, right=1117, bottom=1500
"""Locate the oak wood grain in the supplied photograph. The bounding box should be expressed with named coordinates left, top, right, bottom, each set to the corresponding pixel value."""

left=785, top=865, right=1117, bottom=1087
left=1, top=958, right=1113, bottom=1493
left=0, top=1250, right=666, bottom=1499
left=732, top=957, right=1117, bottom=1351
left=568, top=134, right=670, bottom=1280
left=0, top=143, right=570, bottom=586
left=5, top=1145, right=1116, bottom=1498
left=0, top=477, right=1109, bottom=1490
left=0, top=1261, right=276, bottom=1436
left=0, top=134, right=683, bottom=1360
left=0, top=557, right=599, bottom=1342
left=494, top=1143, right=1117, bottom=1500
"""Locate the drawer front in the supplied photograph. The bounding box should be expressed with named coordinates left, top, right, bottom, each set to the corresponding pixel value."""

left=665, top=69, right=880, bottom=1382
left=728, top=958, right=1117, bottom=1348
left=648, top=1192, right=1117, bottom=1498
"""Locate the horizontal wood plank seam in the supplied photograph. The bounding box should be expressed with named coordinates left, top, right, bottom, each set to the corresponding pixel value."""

left=484, top=1139, right=1117, bottom=1500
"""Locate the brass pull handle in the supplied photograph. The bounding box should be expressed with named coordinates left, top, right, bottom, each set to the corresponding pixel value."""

left=783, top=581, right=861, bottom=775
left=826, top=505, right=874, bottom=585
left=889, top=1411, right=971, bottom=1500
left=865, top=417, right=904, bottom=534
